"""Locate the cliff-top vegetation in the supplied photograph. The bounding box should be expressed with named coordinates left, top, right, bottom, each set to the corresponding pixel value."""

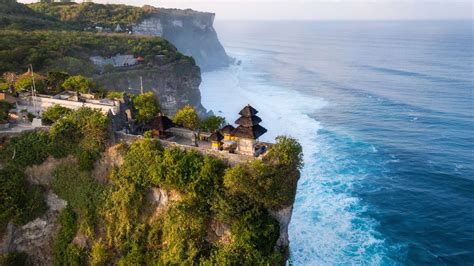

left=0, top=30, right=194, bottom=76
left=0, top=106, right=302, bottom=264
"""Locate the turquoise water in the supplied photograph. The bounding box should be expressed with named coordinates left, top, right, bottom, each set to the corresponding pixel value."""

left=200, top=21, right=474, bottom=264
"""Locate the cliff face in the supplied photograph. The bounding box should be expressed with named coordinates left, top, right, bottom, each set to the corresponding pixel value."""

left=93, top=61, right=207, bottom=116
left=133, top=9, right=231, bottom=71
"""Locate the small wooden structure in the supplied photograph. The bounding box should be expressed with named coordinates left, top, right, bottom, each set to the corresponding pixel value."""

left=221, top=124, right=235, bottom=140
left=210, top=131, right=224, bottom=150
left=150, top=114, right=173, bottom=138
left=232, top=105, right=267, bottom=156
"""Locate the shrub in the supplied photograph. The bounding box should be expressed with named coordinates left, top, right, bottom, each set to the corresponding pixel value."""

left=173, top=105, right=199, bottom=130
left=69, top=107, right=110, bottom=152
left=223, top=136, right=303, bottom=209
left=41, top=104, right=72, bottom=125
left=264, top=135, right=303, bottom=170
left=199, top=115, right=225, bottom=132
left=63, top=244, right=86, bottom=266
left=106, top=91, right=124, bottom=100
left=0, top=131, right=50, bottom=168
left=53, top=206, right=77, bottom=266
left=61, top=75, right=95, bottom=93
left=119, top=137, right=163, bottom=187
left=90, top=239, right=111, bottom=266
left=51, top=164, right=105, bottom=235
left=132, top=91, right=160, bottom=124
left=14, top=72, right=46, bottom=93
left=0, top=166, right=46, bottom=229
left=45, top=71, right=70, bottom=94
left=103, top=177, right=145, bottom=248
left=160, top=201, right=209, bottom=264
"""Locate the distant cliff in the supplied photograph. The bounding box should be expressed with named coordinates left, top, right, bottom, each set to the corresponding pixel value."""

left=29, top=3, right=232, bottom=71
left=133, top=10, right=231, bottom=71
left=93, top=61, right=207, bottom=116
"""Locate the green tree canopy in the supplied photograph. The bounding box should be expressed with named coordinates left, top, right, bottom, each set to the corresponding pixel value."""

left=199, top=115, right=225, bottom=132
left=14, top=72, right=46, bottom=93
left=41, top=104, right=72, bottom=125
left=61, top=75, right=94, bottom=93
left=223, top=136, right=303, bottom=209
left=173, top=105, right=199, bottom=130
left=132, top=92, right=160, bottom=124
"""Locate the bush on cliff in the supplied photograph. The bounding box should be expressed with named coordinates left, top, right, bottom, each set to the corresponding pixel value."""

left=52, top=205, right=79, bottom=265
left=0, top=166, right=46, bottom=230
left=42, top=104, right=72, bottom=125
left=61, top=75, right=95, bottom=93
left=199, top=115, right=225, bottom=132
left=0, top=130, right=50, bottom=168
left=132, top=91, right=160, bottom=124
left=223, top=136, right=303, bottom=210
left=51, top=164, right=105, bottom=235
left=173, top=105, right=199, bottom=130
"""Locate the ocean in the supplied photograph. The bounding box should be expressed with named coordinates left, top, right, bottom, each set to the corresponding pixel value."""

left=199, top=21, right=474, bottom=265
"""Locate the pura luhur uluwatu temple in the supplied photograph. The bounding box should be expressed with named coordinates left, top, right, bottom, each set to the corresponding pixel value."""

left=210, top=105, right=268, bottom=157
left=134, top=104, right=270, bottom=158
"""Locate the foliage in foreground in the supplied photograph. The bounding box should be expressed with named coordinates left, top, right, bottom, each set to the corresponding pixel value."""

left=0, top=108, right=302, bottom=264
left=0, top=167, right=46, bottom=230
left=0, top=107, right=109, bottom=232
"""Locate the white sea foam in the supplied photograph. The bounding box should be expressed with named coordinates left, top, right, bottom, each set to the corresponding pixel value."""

left=200, top=52, right=391, bottom=265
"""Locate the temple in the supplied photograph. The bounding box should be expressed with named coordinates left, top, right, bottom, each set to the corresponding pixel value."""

left=231, top=105, right=267, bottom=156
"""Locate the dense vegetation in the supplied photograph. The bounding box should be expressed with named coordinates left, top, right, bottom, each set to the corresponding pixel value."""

left=30, top=2, right=153, bottom=28
left=0, top=30, right=192, bottom=75
left=132, top=91, right=161, bottom=124
left=0, top=0, right=70, bottom=30
left=0, top=107, right=109, bottom=234
left=0, top=107, right=302, bottom=264
left=0, top=1, right=302, bottom=263
left=173, top=104, right=225, bottom=132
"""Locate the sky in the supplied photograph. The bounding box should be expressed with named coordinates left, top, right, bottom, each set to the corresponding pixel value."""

left=18, top=0, right=473, bottom=21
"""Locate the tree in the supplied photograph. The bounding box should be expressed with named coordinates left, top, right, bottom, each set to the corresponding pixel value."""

left=41, top=104, right=72, bottom=125
left=14, top=73, right=46, bottom=93
left=62, top=75, right=94, bottom=93
left=46, top=71, right=69, bottom=94
left=199, top=115, right=225, bottom=132
left=223, top=136, right=303, bottom=210
left=132, top=92, right=160, bottom=124
left=173, top=105, right=199, bottom=130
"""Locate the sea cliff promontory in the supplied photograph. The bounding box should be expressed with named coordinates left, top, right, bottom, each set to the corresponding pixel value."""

left=29, top=2, right=232, bottom=71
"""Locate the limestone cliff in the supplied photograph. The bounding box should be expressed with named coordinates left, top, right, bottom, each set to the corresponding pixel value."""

left=133, top=9, right=231, bottom=71
left=93, top=60, right=207, bottom=116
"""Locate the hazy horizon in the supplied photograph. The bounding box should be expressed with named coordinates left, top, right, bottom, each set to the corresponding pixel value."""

left=18, top=0, right=473, bottom=21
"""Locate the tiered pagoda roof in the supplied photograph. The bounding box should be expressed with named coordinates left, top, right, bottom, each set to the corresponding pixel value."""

left=232, top=105, right=267, bottom=139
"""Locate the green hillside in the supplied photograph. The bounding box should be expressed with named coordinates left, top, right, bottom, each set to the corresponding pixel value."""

left=0, top=30, right=192, bottom=75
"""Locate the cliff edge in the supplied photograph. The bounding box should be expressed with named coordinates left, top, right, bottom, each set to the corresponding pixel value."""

left=29, top=3, right=232, bottom=71
left=134, top=9, right=231, bottom=71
